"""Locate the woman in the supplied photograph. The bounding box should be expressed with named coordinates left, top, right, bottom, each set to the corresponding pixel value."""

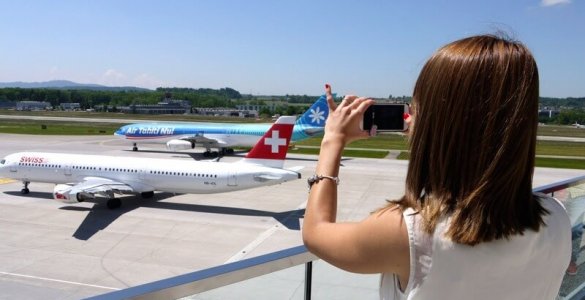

left=302, top=34, right=571, bottom=299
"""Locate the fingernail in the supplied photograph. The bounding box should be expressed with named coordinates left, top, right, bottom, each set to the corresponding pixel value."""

left=369, top=125, right=377, bottom=137
left=325, top=84, right=330, bottom=90
left=403, top=113, right=410, bottom=120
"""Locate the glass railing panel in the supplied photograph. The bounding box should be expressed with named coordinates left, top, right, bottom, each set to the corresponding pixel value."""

left=182, top=264, right=307, bottom=300
left=86, top=245, right=316, bottom=300
left=309, top=260, right=380, bottom=299
left=546, top=181, right=585, bottom=300
left=185, top=260, right=381, bottom=300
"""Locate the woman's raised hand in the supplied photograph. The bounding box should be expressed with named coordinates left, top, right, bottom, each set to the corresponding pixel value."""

left=323, top=83, right=374, bottom=146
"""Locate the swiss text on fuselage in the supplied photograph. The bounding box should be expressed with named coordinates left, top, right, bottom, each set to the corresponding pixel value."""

left=20, top=156, right=46, bottom=164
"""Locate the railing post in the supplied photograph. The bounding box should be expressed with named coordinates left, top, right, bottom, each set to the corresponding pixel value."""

left=305, top=261, right=313, bottom=300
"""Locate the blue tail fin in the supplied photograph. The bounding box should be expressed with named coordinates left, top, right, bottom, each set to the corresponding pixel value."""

left=292, top=94, right=331, bottom=140
left=295, top=94, right=330, bottom=127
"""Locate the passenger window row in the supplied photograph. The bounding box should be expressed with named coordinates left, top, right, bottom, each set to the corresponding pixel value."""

left=74, top=166, right=139, bottom=173
left=18, top=162, right=218, bottom=178
left=149, top=170, right=217, bottom=178
left=19, top=163, right=62, bottom=168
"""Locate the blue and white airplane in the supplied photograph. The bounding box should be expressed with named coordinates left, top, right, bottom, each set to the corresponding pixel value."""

left=114, top=95, right=329, bottom=156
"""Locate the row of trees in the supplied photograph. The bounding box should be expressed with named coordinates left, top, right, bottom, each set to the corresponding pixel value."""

left=0, top=87, right=582, bottom=123
left=0, top=88, right=243, bottom=109
left=540, top=109, right=585, bottom=125
left=540, top=97, right=585, bottom=109
left=0, top=87, right=314, bottom=116
left=539, top=98, right=585, bottom=125
left=155, top=87, right=242, bottom=101
left=0, top=87, right=324, bottom=109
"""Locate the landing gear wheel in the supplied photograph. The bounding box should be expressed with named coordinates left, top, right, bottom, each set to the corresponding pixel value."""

left=21, top=181, right=30, bottom=194
left=132, top=143, right=138, bottom=151
left=203, top=151, right=211, bottom=157
left=106, top=198, right=122, bottom=209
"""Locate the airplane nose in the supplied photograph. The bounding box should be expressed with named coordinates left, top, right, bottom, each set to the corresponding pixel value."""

left=114, top=126, right=127, bottom=136
left=0, top=161, right=7, bottom=175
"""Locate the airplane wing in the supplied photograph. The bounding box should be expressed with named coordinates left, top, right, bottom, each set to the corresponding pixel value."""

left=166, top=134, right=230, bottom=152
left=253, top=174, right=283, bottom=182
left=287, top=166, right=304, bottom=172
left=68, top=177, right=135, bottom=196
left=179, top=135, right=227, bottom=146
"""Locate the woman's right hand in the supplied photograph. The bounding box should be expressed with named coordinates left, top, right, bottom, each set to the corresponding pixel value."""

left=323, top=84, right=374, bottom=147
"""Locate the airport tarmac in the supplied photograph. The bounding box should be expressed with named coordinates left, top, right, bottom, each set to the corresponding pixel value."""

left=0, top=133, right=583, bottom=299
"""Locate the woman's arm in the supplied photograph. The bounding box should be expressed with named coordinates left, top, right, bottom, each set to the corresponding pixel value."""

left=302, top=85, right=410, bottom=275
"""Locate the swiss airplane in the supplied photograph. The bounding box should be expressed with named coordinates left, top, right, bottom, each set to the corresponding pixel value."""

left=114, top=95, right=329, bottom=156
left=0, top=116, right=302, bottom=209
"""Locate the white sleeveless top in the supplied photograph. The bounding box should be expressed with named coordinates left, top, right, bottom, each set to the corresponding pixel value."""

left=380, top=194, right=571, bottom=300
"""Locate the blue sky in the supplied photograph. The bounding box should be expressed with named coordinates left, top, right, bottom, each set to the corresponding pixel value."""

left=0, top=0, right=582, bottom=97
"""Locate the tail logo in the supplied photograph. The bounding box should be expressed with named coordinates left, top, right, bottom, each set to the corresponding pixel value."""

left=244, top=116, right=295, bottom=165
left=309, top=106, right=326, bottom=125
left=265, top=130, right=286, bottom=153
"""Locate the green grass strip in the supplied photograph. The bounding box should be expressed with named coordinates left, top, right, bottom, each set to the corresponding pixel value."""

left=536, top=140, right=585, bottom=157
left=289, top=147, right=389, bottom=159
left=0, top=120, right=118, bottom=135
left=398, top=152, right=585, bottom=169
left=535, top=157, right=585, bottom=169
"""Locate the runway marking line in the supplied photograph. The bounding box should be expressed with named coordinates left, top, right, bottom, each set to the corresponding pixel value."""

left=224, top=201, right=307, bottom=263
left=0, top=178, right=16, bottom=184
left=0, top=271, right=120, bottom=291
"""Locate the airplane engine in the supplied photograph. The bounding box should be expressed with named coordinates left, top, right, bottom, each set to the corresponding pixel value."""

left=53, top=184, right=94, bottom=204
left=166, top=140, right=193, bottom=151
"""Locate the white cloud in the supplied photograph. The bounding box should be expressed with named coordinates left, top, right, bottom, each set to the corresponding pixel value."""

left=541, top=0, right=571, bottom=7
left=132, top=73, right=164, bottom=89
left=49, top=66, right=59, bottom=75
left=100, top=69, right=127, bottom=86
left=97, top=69, right=165, bottom=89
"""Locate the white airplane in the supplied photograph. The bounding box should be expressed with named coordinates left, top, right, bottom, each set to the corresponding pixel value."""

left=114, top=95, right=329, bottom=156
left=0, top=116, right=302, bottom=209
left=573, top=122, right=584, bottom=129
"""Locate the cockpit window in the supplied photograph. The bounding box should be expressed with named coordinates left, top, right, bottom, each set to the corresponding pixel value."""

left=0, top=159, right=5, bottom=165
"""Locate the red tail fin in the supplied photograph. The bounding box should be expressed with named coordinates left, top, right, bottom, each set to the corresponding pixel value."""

left=244, top=116, right=295, bottom=163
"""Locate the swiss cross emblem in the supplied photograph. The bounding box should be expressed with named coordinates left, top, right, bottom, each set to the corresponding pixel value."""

left=264, top=130, right=286, bottom=153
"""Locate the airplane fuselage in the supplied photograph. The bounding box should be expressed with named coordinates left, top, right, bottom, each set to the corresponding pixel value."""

left=115, top=122, right=322, bottom=147
left=0, top=152, right=300, bottom=194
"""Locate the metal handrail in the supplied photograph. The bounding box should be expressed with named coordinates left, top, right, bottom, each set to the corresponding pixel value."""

left=87, top=175, right=585, bottom=300
left=533, top=175, right=585, bottom=194
left=85, top=245, right=317, bottom=300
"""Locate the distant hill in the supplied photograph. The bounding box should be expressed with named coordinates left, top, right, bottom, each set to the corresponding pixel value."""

left=0, top=80, right=151, bottom=92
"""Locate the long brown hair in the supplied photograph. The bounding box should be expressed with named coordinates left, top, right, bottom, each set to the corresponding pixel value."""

left=396, top=34, right=545, bottom=246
